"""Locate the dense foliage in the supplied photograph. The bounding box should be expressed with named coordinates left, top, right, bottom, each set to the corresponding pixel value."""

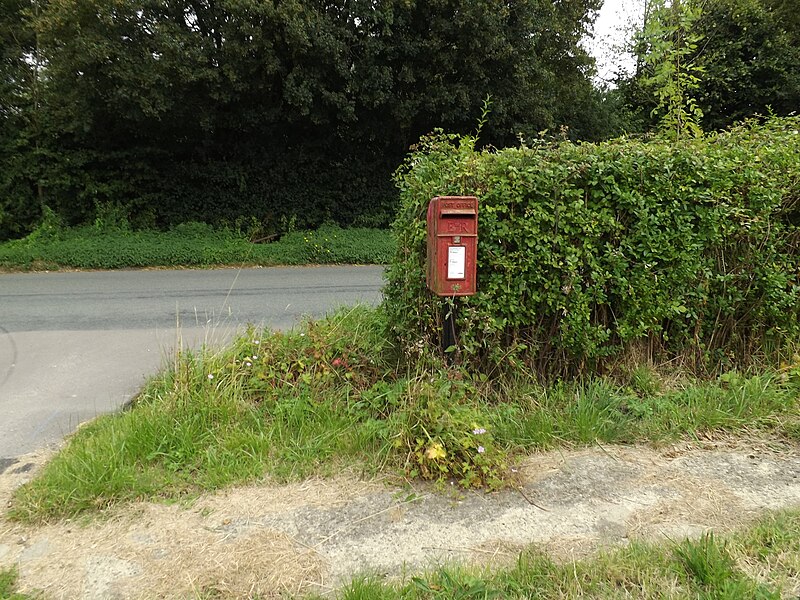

left=691, top=0, right=800, bottom=131
left=0, top=0, right=611, bottom=241
left=386, top=117, right=800, bottom=377
left=0, top=0, right=39, bottom=238
left=0, top=219, right=393, bottom=269
left=622, top=0, right=800, bottom=133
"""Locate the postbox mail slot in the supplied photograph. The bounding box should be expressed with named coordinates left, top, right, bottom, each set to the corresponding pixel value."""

left=439, top=208, right=477, bottom=216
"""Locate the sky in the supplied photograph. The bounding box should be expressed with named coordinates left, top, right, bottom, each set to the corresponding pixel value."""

left=587, top=0, right=647, bottom=84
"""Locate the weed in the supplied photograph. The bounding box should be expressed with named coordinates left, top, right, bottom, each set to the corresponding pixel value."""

left=627, top=364, right=664, bottom=398
left=675, top=534, right=737, bottom=587
left=390, top=377, right=507, bottom=489
left=336, top=577, right=395, bottom=600
left=410, top=568, right=503, bottom=599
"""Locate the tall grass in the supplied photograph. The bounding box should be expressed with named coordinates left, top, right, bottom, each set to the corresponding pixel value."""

left=9, top=306, right=800, bottom=522
left=489, top=369, right=800, bottom=449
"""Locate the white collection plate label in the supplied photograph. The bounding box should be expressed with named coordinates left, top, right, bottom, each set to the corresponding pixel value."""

left=448, top=246, right=466, bottom=279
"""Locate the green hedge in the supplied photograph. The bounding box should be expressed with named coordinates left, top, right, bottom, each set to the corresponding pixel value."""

left=385, top=117, right=800, bottom=376
left=0, top=223, right=394, bottom=270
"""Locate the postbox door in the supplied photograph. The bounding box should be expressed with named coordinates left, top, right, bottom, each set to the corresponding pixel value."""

left=426, top=196, right=478, bottom=296
left=435, top=236, right=477, bottom=296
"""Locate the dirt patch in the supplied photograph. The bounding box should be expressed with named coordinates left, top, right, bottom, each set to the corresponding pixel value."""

left=1, top=439, right=799, bottom=598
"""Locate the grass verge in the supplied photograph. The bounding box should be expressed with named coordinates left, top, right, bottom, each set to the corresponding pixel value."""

left=0, top=566, right=34, bottom=599
left=325, top=508, right=800, bottom=599
left=9, top=306, right=799, bottom=523
left=0, top=222, right=393, bottom=270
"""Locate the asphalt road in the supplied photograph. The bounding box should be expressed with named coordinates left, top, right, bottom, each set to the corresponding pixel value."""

left=0, top=266, right=384, bottom=459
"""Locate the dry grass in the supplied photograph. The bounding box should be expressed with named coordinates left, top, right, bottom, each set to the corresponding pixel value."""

left=3, top=440, right=800, bottom=598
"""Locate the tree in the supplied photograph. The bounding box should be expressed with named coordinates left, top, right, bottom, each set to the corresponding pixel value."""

left=761, top=0, right=799, bottom=44
left=621, top=0, right=800, bottom=133
left=636, top=0, right=705, bottom=139
left=0, top=0, right=40, bottom=239
left=347, top=0, right=604, bottom=146
left=691, top=0, right=800, bottom=130
left=10, top=0, right=605, bottom=236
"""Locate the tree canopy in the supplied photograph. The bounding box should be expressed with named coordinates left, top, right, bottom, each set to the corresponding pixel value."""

left=1, top=0, right=610, bottom=239
left=621, top=0, right=800, bottom=133
left=0, top=0, right=38, bottom=237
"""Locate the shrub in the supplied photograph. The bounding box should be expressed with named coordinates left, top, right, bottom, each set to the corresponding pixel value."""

left=0, top=223, right=394, bottom=270
left=385, top=117, right=800, bottom=377
left=352, top=376, right=507, bottom=489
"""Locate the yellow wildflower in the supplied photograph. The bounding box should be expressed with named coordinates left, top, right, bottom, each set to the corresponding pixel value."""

left=425, top=442, right=446, bottom=460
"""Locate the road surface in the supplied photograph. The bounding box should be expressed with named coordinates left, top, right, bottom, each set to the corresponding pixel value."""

left=0, top=266, right=384, bottom=459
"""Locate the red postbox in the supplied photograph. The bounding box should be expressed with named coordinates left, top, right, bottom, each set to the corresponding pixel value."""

left=426, top=196, right=478, bottom=296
